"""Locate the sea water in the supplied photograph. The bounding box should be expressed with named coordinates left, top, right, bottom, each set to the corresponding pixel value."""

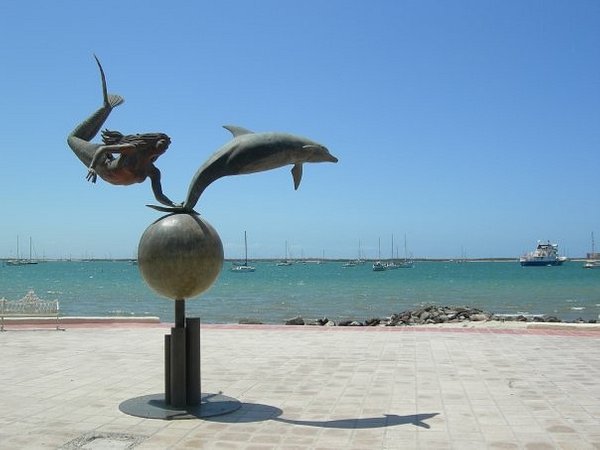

left=1, top=260, right=599, bottom=323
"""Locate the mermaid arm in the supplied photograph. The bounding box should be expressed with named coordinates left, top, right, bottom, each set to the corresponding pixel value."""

left=148, top=165, right=178, bottom=207
left=86, top=143, right=135, bottom=183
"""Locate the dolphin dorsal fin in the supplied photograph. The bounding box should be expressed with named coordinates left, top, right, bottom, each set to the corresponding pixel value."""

left=291, top=164, right=303, bottom=190
left=223, top=125, right=254, bottom=137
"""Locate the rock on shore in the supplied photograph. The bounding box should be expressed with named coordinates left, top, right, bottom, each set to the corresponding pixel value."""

left=279, top=305, right=594, bottom=327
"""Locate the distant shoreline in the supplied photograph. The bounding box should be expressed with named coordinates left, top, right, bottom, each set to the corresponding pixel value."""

left=1, top=257, right=591, bottom=263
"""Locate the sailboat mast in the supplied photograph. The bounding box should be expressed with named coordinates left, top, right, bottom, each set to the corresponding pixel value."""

left=244, top=231, right=248, bottom=266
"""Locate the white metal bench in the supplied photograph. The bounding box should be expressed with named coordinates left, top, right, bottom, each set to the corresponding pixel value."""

left=0, top=290, right=61, bottom=331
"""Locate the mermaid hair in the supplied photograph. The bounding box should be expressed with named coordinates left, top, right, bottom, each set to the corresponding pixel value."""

left=101, top=129, right=171, bottom=149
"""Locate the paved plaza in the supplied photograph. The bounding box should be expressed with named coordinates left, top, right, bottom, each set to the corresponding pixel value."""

left=0, top=322, right=599, bottom=449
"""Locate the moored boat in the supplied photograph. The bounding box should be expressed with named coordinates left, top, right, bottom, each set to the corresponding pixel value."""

left=5, top=237, right=38, bottom=266
left=231, top=231, right=256, bottom=272
left=373, top=238, right=387, bottom=271
left=519, top=241, right=567, bottom=266
left=372, top=261, right=387, bottom=271
left=583, top=232, right=600, bottom=269
left=276, top=241, right=293, bottom=266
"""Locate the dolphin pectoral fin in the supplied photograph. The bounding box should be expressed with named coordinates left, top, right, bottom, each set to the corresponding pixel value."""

left=223, top=125, right=254, bottom=137
left=291, top=164, right=303, bottom=190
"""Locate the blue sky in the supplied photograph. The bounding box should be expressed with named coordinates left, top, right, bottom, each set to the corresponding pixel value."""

left=0, top=0, right=598, bottom=260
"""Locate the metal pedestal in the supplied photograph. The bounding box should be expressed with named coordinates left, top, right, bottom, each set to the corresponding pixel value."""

left=119, top=299, right=241, bottom=420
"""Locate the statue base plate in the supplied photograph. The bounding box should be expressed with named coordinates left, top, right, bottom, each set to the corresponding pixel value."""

left=119, top=392, right=241, bottom=420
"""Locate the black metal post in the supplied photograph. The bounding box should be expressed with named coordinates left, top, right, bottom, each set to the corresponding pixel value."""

left=170, top=326, right=187, bottom=407
left=164, top=334, right=171, bottom=405
left=168, top=299, right=187, bottom=407
left=186, top=317, right=201, bottom=405
left=175, top=299, right=185, bottom=328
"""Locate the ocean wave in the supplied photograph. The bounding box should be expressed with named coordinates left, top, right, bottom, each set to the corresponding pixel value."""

left=570, top=307, right=585, bottom=311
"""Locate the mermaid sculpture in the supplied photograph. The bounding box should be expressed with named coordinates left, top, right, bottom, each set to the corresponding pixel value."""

left=67, top=56, right=178, bottom=207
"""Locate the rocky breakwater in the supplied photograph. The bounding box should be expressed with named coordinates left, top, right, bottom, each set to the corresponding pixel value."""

left=281, top=305, right=571, bottom=327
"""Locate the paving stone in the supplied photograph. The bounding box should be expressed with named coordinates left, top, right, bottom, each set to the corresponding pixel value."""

left=0, top=324, right=598, bottom=448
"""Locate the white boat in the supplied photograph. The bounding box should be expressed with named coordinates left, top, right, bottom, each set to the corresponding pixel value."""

left=372, top=261, right=386, bottom=271
left=583, top=232, right=600, bottom=269
left=583, top=260, right=600, bottom=269
left=231, top=231, right=255, bottom=272
left=386, top=234, right=414, bottom=269
left=373, top=238, right=387, bottom=271
left=398, top=234, right=414, bottom=268
left=343, top=240, right=366, bottom=267
left=5, top=237, right=38, bottom=266
left=276, top=241, right=293, bottom=266
left=231, top=264, right=256, bottom=273
left=396, top=259, right=414, bottom=269
left=386, top=235, right=400, bottom=270
left=519, top=241, right=567, bottom=266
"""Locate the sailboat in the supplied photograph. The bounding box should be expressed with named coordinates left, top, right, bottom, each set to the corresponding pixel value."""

left=231, top=231, right=256, bottom=272
left=372, top=237, right=386, bottom=271
left=342, top=241, right=362, bottom=267
left=386, top=235, right=400, bottom=269
left=276, top=241, right=293, bottom=266
left=583, top=232, right=600, bottom=269
left=5, top=236, right=38, bottom=266
left=397, top=234, right=414, bottom=268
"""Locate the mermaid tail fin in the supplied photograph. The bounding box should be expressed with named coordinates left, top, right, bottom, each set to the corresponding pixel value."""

left=94, top=54, right=124, bottom=110
left=107, top=94, right=124, bottom=108
left=67, top=56, right=125, bottom=165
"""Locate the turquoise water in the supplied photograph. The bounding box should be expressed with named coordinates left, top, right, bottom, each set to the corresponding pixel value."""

left=1, top=260, right=599, bottom=323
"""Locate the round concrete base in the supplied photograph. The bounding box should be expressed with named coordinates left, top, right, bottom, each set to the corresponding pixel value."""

left=119, top=392, right=241, bottom=420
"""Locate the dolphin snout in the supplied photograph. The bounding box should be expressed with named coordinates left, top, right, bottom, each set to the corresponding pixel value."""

left=303, top=144, right=339, bottom=163
left=321, top=146, right=338, bottom=163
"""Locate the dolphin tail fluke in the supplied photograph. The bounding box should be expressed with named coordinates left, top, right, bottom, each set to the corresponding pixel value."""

left=291, top=164, right=303, bottom=190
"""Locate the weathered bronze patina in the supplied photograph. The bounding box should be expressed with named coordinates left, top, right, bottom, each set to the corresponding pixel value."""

left=67, top=56, right=177, bottom=207
left=148, top=125, right=338, bottom=213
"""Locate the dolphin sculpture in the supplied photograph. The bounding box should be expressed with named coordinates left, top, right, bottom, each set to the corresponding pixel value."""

left=148, top=125, right=338, bottom=213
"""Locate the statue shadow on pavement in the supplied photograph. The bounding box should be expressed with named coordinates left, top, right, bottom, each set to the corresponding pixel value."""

left=202, top=402, right=439, bottom=429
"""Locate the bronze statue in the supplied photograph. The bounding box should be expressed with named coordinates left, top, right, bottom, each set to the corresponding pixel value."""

left=148, top=125, right=338, bottom=213
left=68, top=57, right=338, bottom=213
left=67, top=56, right=178, bottom=207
